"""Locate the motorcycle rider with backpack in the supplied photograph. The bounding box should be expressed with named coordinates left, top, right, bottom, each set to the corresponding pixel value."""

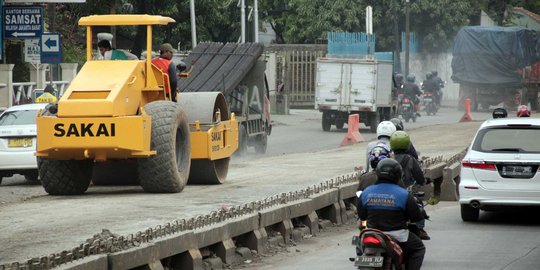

left=357, top=158, right=426, bottom=270
left=390, top=131, right=430, bottom=240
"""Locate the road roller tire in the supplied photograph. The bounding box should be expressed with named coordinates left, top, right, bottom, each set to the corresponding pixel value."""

left=39, top=158, right=93, bottom=195
left=188, top=158, right=230, bottom=185
left=138, top=101, right=191, bottom=193
left=92, top=159, right=139, bottom=185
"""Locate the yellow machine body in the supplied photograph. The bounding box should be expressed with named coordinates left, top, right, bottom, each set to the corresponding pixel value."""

left=36, top=15, right=238, bottom=162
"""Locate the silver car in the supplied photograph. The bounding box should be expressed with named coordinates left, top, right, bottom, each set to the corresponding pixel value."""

left=459, top=117, right=540, bottom=221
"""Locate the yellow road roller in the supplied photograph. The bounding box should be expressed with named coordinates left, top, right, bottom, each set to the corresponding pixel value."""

left=35, top=15, right=238, bottom=195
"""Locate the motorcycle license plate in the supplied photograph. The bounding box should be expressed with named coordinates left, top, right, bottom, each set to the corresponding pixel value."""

left=424, top=98, right=432, bottom=102
left=402, top=103, right=410, bottom=107
left=354, top=255, right=384, bottom=267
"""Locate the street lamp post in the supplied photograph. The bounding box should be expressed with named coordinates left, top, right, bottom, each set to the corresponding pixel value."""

left=405, top=0, right=410, bottom=76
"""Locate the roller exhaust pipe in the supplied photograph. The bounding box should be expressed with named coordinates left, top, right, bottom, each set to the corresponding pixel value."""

left=470, top=200, right=480, bottom=208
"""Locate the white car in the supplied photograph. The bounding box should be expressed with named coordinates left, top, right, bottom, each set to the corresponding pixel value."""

left=459, top=117, right=540, bottom=221
left=0, top=103, right=48, bottom=184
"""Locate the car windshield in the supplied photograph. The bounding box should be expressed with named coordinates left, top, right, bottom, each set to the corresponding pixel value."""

left=0, top=109, right=39, bottom=126
left=473, top=127, right=540, bottom=153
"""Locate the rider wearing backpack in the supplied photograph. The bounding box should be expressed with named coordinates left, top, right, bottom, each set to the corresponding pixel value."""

left=390, top=131, right=430, bottom=240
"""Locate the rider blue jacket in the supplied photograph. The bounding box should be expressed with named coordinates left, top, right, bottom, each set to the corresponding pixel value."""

left=358, top=180, right=422, bottom=231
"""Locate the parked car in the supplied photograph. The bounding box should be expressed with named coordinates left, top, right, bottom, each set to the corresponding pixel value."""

left=459, top=117, right=540, bottom=221
left=0, top=103, right=48, bottom=184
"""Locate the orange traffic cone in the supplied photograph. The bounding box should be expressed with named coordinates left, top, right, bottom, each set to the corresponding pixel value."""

left=341, top=114, right=364, bottom=146
left=459, top=97, right=474, bottom=122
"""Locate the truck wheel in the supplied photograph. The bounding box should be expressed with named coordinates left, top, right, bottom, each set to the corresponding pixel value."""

left=39, top=158, right=93, bottom=195
left=335, top=119, right=345, bottom=130
left=254, top=133, right=268, bottom=154
left=92, top=160, right=139, bottom=185
left=138, top=101, right=191, bottom=193
left=322, top=112, right=331, bottom=131
left=369, top=112, right=380, bottom=133
left=235, top=125, right=248, bottom=156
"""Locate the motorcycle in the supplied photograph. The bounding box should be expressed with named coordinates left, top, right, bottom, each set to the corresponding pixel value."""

left=423, top=91, right=438, bottom=116
left=400, top=97, right=417, bottom=123
left=351, top=191, right=428, bottom=270
left=353, top=227, right=405, bottom=270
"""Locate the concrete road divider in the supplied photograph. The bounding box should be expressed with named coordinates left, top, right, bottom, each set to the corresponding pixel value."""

left=2, top=150, right=470, bottom=270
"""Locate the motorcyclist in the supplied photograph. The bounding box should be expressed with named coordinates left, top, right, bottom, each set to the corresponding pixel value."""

left=365, top=121, right=396, bottom=172
left=492, top=107, right=508, bottom=118
left=402, top=74, right=423, bottom=117
left=357, top=143, right=391, bottom=192
left=517, top=105, right=531, bottom=117
left=422, top=72, right=439, bottom=105
left=357, top=158, right=426, bottom=270
left=389, top=118, right=419, bottom=160
left=431, top=70, right=444, bottom=106
left=390, top=131, right=430, bottom=240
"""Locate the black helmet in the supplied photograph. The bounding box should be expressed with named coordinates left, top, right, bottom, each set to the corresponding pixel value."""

left=406, top=74, right=416, bottom=83
left=389, top=118, right=404, bottom=131
left=492, top=108, right=507, bottom=119
left=394, top=73, right=404, bottom=83
left=432, top=70, right=438, bottom=77
left=426, top=72, right=433, bottom=80
left=376, top=158, right=402, bottom=183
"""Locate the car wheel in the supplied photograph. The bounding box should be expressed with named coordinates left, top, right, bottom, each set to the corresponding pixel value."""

left=24, top=170, right=40, bottom=183
left=460, top=204, right=479, bottom=222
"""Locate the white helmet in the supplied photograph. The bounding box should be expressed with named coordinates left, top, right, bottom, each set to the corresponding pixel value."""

left=376, top=121, right=397, bottom=138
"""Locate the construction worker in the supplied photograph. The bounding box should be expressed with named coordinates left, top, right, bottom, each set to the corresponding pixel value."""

left=152, top=43, right=178, bottom=102
left=97, top=40, right=138, bottom=60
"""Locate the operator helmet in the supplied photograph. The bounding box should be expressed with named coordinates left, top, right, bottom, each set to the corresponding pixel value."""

left=426, top=72, right=433, bottom=80
left=389, top=118, right=404, bottom=131
left=517, top=105, right=531, bottom=117
left=492, top=108, right=508, bottom=119
left=389, top=130, right=411, bottom=151
left=376, top=158, right=402, bottom=183
left=406, top=74, right=416, bottom=83
left=376, top=121, right=397, bottom=139
left=369, top=143, right=391, bottom=169
left=432, top=70, right=438, bottom=77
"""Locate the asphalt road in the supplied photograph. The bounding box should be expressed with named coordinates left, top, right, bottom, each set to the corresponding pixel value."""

left=238, top=202, right=540, bottom=270
left=0, top=105, right=493, bottom=264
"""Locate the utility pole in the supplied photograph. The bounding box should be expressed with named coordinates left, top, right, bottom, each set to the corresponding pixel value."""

left=240, top=0, right=246, bottom=43
left=393, top=0, right=401, bottom=73
left=190, top=0, right=197, bottom=49
left=405, top=0, right=410, bottom=76
left=254, top=0, right=259, bottom=42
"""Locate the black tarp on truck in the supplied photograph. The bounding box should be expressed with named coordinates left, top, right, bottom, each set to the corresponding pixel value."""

left=452, top=26, right=540, bottom=110
left=178, top=42, right=271, bottom=155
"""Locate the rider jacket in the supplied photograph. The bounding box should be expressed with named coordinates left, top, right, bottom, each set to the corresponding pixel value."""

left=358, top=179, right=422, bottom=231
left=394, top=151, right=426, bottom=187
left=422, top=78, right=439, bottom=93
left=402, top=82, right=422, bottom=100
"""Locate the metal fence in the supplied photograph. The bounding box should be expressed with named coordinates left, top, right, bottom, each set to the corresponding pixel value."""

left=12, top=81, right=70, bottom=106
left=265, top=44, right=327, bottom=108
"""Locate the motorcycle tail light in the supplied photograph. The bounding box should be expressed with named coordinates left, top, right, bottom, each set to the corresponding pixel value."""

left=403, top=98, right=410, bottom=103
left=362, top=236, right=382, bottom=245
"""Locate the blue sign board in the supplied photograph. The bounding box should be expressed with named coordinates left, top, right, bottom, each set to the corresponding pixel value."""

left=3, top=6, right=43, bottom=39
left=40, top=32, right=62, bottom=64
left=0, top=0, right=3, bottom=60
